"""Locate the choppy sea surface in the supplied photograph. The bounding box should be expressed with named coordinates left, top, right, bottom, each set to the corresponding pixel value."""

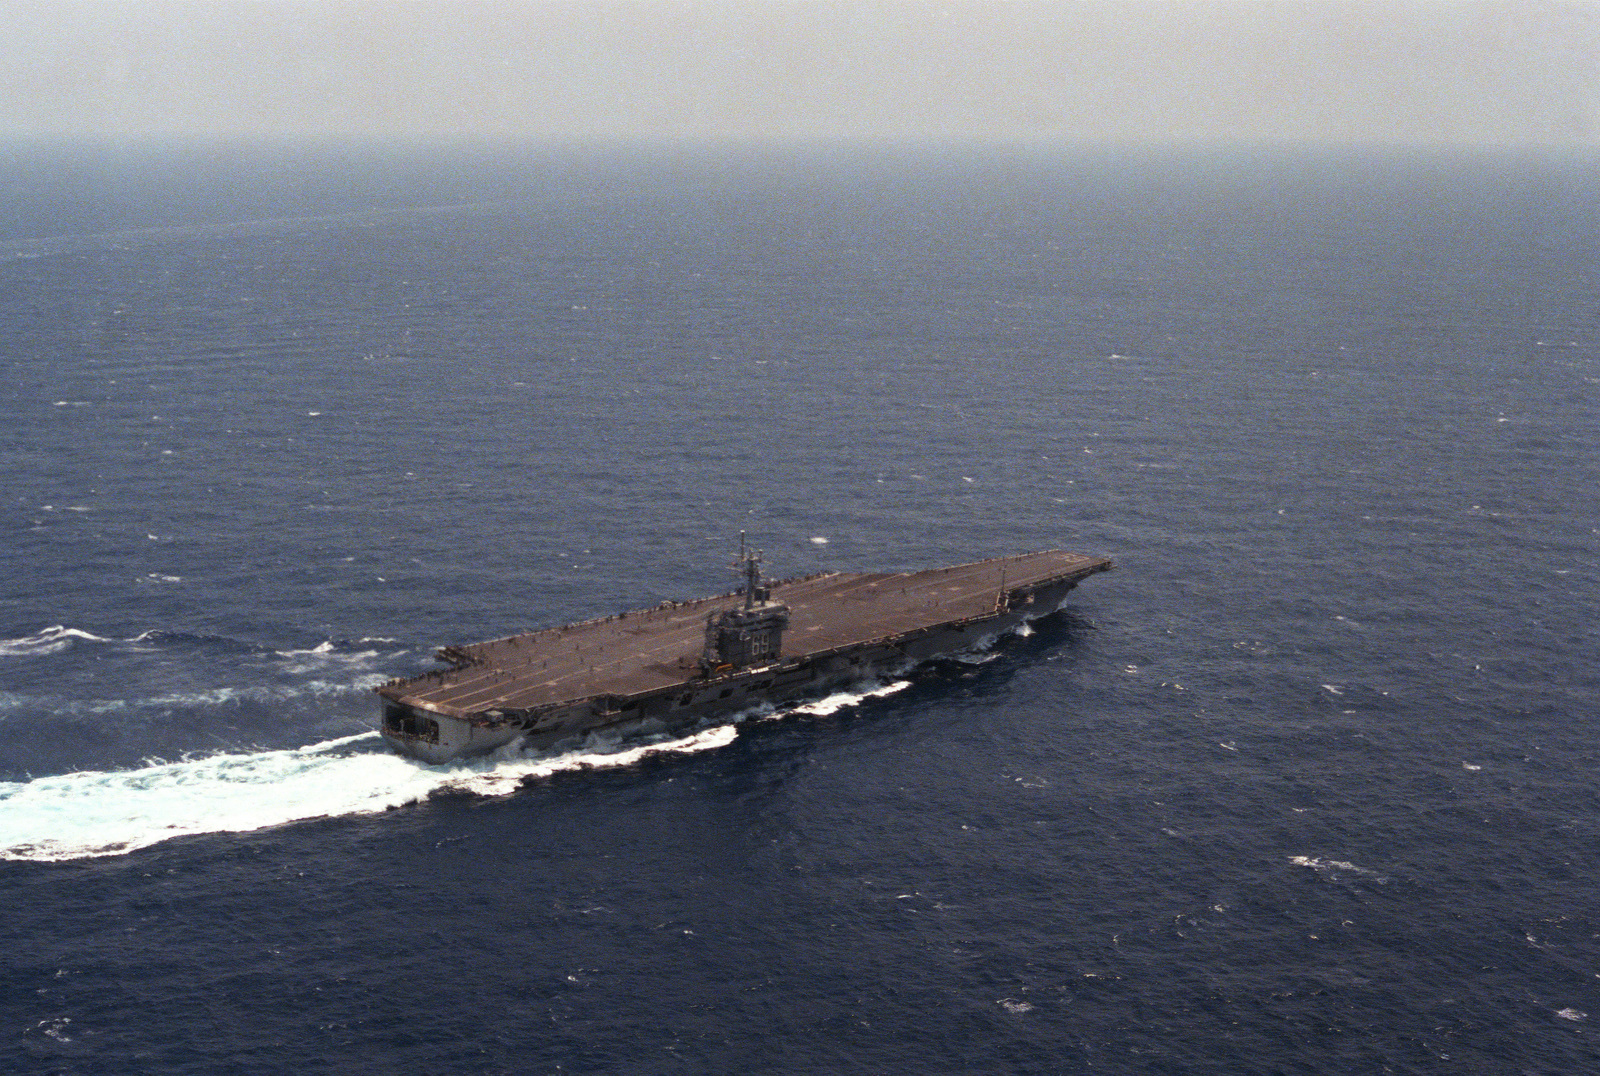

left=1, top=141, right=1596, bottom=1073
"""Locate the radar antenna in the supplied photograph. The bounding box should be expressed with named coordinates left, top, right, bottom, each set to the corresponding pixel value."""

left=736, top=530, right=768, bottom=608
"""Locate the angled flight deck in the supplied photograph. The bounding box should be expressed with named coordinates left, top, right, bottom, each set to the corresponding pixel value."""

left=377, top=549, right=1112, bottom=762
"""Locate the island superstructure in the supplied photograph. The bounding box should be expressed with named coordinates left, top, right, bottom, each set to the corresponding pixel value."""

left=377, top=543, right=1112, bottom=762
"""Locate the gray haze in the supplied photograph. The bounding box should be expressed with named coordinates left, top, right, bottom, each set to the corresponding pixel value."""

left=3, top=1, right=1597, bottom=145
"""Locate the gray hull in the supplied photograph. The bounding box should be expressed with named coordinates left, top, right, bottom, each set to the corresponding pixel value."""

left=381, top=577, right=1082, bottom=765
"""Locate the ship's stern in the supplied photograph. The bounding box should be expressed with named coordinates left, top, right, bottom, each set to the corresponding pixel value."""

left=380, top=699, right=516, bottom=764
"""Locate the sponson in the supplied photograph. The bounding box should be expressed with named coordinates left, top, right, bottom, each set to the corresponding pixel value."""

left=376, top=541, right=1112, bottom=763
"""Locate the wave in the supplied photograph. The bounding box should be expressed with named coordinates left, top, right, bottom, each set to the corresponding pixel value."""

left=0, top=624, right=412, bottom=659
left=0, top=626, right=420, bottom=725
left=1288, top=855, right=1389, bottom=883
left=271, top=639, right=412, bottom=676
left=0, top=625, right=120, bottom=657
left=0, top=679, right=909, bottom=863
left=42, top=678, right=389, bottom=713
left=0, top=626, right=416, bottom=686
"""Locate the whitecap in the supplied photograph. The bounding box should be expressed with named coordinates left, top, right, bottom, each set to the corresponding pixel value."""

left=0, top=625, right=113, bottom=657
left=274, top=639, right=399, bottom=675
left=1289, top=855, right=1388, bottom=882
left=31, top=1017, right=72, bottom=1042
left=293, top=641, right=336, bottom=655
left=1556, top=1008, right=1586, bottom=1021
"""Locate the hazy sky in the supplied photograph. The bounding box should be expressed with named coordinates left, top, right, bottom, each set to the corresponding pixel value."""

left=3, top=1, right=1596, bottom=146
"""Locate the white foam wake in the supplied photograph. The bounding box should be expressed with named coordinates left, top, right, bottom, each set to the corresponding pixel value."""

left=0, top=726, right=735, bottom=863
left=0, top=677, right=915, bottom=863
left=783, top=679, right=910, bottom=716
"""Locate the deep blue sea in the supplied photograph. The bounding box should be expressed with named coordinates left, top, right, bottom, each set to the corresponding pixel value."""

left=1, top=141, right=1597, bottom=1074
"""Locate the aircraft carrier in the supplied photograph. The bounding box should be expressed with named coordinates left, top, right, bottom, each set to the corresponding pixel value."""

left=376, top=543, right=1113, bottom=763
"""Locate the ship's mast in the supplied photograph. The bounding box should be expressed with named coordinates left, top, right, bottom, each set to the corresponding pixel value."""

left=739, top=530, right=763, bottom=609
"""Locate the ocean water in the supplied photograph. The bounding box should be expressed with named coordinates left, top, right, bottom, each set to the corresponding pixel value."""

left=1, top=141, right=1597, bottom=1073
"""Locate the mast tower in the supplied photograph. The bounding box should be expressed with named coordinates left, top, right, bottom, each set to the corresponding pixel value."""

left=701, top=532, right=790, bottom=672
